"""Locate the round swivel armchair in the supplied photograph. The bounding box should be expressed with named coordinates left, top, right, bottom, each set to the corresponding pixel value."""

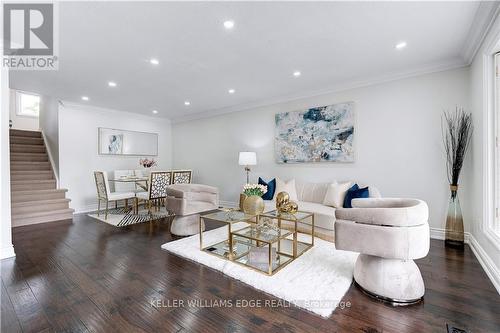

left=335, top=198, right=430, bottom=305
left=166, top=184, right=219, bottom=236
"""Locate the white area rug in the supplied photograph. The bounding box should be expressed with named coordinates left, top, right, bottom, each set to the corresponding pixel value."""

left=161, top=222, right=358, bottom=318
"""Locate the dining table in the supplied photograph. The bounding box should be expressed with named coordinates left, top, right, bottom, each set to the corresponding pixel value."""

left=108, top=176, right=149, bottom=191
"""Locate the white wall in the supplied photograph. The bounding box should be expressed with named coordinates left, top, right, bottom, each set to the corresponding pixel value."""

left=59, top=103, right=173, bottom=213
left=9, top=89, right=39, bottom=131
left=467, top=12, right=500, bottom=293
left=173, top=68, right=470, bottom=233
left=39, top=96, right=60, bottom=180
left=1, top=69, right=15, bottom=259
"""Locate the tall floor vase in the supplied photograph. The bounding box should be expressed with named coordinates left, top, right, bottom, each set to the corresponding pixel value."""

left=445, top=185, right=464, bottom=248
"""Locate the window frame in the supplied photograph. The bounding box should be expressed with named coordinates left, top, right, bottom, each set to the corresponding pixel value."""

left=15, top=90, right=40, bottom=118
left=493, top=54, right=500, bottom=235
left=483, top=46, right=500, bottom=249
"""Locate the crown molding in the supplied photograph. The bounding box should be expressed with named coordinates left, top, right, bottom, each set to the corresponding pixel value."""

left=172, top=57, right=467, bottom=124
left=462, top=1, right=500, bottom=65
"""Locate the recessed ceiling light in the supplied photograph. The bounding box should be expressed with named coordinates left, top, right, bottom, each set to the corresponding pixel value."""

left=184, top=101, right=191, bottom=106
left=228, top=89, right=235, bottom=94
left=223, top=20, right=235, bottom=29
left=293, top=71, right=301, bottom=77
left=108, top=81, right=117, bottom=87
left=150, top=58, right=159, bottom=65
left=81, top=96, right=89, bottom=101
left=395, top=41, right=407, bottom=50
left=152, top=110, right=158, bottom=114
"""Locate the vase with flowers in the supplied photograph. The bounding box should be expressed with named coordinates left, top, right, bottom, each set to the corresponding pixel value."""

left=242, top=183, right=267, bottom=215
left=442, top=107, right=473, bottom=249
left=139, top=158, right=157, bottom=169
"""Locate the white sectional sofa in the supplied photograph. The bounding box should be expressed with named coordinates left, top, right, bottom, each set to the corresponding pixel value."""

left=263, top=181, right=381, bottom=242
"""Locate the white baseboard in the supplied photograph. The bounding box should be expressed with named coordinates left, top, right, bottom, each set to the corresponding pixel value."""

left=0, top=245, right=15, bottom=260
left=74, top=204, right=98, bottom=214
left=429, top=227, right=470, bottom=244
left=429, top=227, right=499, bottom=294
left=468, top=234, right=500, bottom=294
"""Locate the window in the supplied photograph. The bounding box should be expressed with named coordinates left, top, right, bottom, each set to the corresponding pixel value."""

left=493, top=54, right=500, bottom=235
left=16, top=91, right=40, bottom=117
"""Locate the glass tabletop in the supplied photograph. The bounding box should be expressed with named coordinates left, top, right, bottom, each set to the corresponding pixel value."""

left=232, top=225, right=292, bottom=243
left=201, top=209, right=256, bottom=223
left=108, top=177, right=149, bottom=182
left=261, top=210, right=313, bottom=221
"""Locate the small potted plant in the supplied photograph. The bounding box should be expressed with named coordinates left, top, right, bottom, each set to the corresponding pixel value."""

left=139, top=158, right=157, bottom=169
left=242, top=184, right=267, bottom=215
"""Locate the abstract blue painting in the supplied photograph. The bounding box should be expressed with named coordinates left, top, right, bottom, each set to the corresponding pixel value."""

left=275, top=102, right=354, bottom=163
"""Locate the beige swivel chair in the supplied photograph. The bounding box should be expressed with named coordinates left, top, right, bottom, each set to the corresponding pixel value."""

left=166, top=184, right=219, bottom=236
left=335, top=198, right=430, bottom=305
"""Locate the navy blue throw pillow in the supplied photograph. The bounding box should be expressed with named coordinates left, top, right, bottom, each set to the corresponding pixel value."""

left=343, top=184, right=369, bottom=208
left=258, top=177, right=276, bottom=200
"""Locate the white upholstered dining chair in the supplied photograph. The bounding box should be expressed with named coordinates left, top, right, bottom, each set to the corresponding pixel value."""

left=93, top=171, right=136, bottom=219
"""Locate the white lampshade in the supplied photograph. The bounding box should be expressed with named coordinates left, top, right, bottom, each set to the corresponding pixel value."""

left=238, top=152, right=257, bottom=166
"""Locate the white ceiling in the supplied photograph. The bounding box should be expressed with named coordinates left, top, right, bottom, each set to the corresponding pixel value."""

left=9, top=1, right=496, bottom=121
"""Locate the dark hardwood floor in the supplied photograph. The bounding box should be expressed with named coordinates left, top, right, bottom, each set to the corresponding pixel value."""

left=2, top=214, right=499, bottom=333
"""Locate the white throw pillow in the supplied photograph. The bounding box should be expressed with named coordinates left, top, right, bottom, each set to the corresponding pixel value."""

left=273, top=178, right=298, bottom=201
left=323, top=181, right=352, bottom=208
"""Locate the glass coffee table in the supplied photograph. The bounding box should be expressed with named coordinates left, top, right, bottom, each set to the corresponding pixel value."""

left=259, top=210, right=315, bottom=258
left=199, top=209, right=315, bottom=276
left=231, top=225, right=295, bottom=275
left=199, top=209, right=257, bottom=259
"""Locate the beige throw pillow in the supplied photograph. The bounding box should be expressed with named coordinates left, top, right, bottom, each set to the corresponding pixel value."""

left=323, top=181, right=352, bottom=208
left=273, top=178, right=298, bottom=201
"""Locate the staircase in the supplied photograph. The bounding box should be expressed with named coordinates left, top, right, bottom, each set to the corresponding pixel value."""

left=9, top=129, right=74, bottom=226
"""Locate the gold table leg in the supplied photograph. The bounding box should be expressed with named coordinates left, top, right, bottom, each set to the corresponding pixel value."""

left=277, top=217, right=281, bottom=253
left=311, top=214, right=315, bottom=246
left=268, top=244, right=272, bottom=275
left=228, top=223, right=234, bottom=260
left=199, top=216, right=203, bottom=250
left=293, top=220, right=297, bottom=258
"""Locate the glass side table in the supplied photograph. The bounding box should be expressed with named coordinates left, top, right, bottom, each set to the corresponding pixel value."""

left=199, top=209, right=257, bottom=259
left=259, top=210, right=314, bottom=258
left=230, top=225, right=295, bottom=275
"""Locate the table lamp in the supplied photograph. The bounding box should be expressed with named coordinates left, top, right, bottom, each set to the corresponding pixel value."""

left=238, top=152, right=257, bottom=184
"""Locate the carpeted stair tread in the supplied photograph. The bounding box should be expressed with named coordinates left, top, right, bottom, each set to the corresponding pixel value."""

left=11, top=170, right=54, bottom=180
left=12, top=208, right=75, bottom=226
left=9, top=129, right=42, bottom=138
left=10, top=152, right=49, bottom=161
left=9, top=136, right=44, bottom=145
left=11, top=189, right=68, bottom=202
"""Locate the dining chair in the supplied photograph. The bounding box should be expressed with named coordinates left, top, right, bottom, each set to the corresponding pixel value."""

left=93, top=171, right=136, bottom=219
left=172, top=170, right=192, bottom=184
left=136, top=171, right=172, bottom=214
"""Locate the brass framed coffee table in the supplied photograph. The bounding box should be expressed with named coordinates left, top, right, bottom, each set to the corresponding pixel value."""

left=199, top=209, right=315, bottom=275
